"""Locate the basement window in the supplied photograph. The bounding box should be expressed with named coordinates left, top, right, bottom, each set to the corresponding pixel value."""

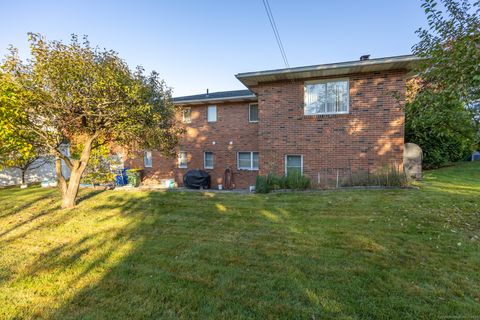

left=237, top=152, right=259, bottom=170
left=304, top=79, right=349, bottom=115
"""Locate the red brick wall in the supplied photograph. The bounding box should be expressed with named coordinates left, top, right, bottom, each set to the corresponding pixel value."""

left=126, top=69, right=407, bottom=189
left=252, top=69, right=406, bottom=185
left=125, top=101, right=259, bottom=189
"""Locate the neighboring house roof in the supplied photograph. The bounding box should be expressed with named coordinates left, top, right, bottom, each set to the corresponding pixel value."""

left=173, top=89, right=257, bottom=105
left=235, top=54, right=422, bottom=87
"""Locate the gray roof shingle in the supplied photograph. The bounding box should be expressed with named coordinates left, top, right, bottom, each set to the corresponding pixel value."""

left=173, top=89, right=256, bottom=104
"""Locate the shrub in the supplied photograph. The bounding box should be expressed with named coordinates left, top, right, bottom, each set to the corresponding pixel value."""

left=405, top=88, right=476, bottom=169
left=339, top=166, right=408, bottom=188
left=286, top=171, right=311, bottom=190
left=374, top=166, right=408, bottom=187
left=126, top=169, right=143, bottom=187
left=265, top=172, right=288, bottom=190
left=255, top=175, right=270, bottom=193
left=80, top=144, right=118, bottom=185
left=278, top=175, right=288, bottom=189
left=256, top=172, right=311, bottom=193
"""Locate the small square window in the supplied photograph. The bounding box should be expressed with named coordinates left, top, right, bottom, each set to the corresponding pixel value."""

left=285, top=155, right=303, bottom=175
left=207, top=105, right=217, bottom=122
left=144, top=151, right=152, bottom=168
left=204, top=152, right=214, bottom=169
left=178, top=151, right=188, bottom=168
left=182, top=108, right=191, bottom=123
left=249, top=103, right=259, bottom=122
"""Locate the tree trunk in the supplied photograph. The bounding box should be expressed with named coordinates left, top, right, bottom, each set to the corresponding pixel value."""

left=21, top=169, right=26, bottom=186
left=55, top=156, right=68, bottom=198
left=62, top=167, right=84, bottom=209
left=57, top=133, right=98, bottom=209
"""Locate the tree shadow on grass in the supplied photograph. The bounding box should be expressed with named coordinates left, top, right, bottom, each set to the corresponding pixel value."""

left=3, top=189, right=479, bottom=319
left=76, top=188, right=106, bottom=205
left=11, top=191, right=343, bottom=319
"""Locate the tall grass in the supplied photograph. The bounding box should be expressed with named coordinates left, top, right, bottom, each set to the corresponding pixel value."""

left=255, top=172, right=311, bottom=193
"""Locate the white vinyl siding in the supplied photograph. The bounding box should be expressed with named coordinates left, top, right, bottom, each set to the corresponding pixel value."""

left=304, top=79, right=349, bottom=115
left=144, top=151, right=152, bottom=168
left=249, top=103, right=259, bottom=122
left=204, top=152, right=214, bottom=169
left=285, top=155, right=303, bottom=175
left=207, top=105, right=217, bottom=122
left=178, top=151, right=188, bottom=168
left=237, top=152, right=259, bottom=170
left=182, top=107, right=191, bottom=123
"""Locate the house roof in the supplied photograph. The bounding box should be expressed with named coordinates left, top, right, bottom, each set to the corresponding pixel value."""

left=235, top=55, right=422, bottom=87
left=173, top=89, right=257, bottom=105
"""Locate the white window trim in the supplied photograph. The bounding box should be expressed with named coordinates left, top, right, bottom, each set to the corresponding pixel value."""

left=249, top=103, right=259, bottom=123
left=204, top=151, right=214, bottom=169
left=285, top=154, right=303, bottom=175
left=182, top=107, right=192, bottom=123
left=207, top=105, right=217, bottom=122
left=237, top=151, right=259, bottom=171
left=178, top=151, right=188, bottom=168
left=144, top=151, right=152, bottom=168
left=304, top=78, right=350, bottom=115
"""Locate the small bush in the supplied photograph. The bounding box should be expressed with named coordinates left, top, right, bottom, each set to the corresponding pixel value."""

left=126, top=169, right=143, bottom=187
left=255, top=175, right=271, bottom=193
left=265, top=173, right=278, bottom=190
left=278, top=175, right=288, bottom=189
left=256, top=172, right=311, bottom=193
left=286, top=171, right=311, bottom=190
left=375, top=166, right=408, bottom=187
left=338, top=166, right=408, bottom=188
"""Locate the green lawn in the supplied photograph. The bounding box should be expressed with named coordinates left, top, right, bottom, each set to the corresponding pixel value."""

left=0, top=163, right=479, bottom=319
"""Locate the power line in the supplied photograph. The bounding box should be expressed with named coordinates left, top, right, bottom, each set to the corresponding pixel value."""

left=262, top=0, right=289, bottom=68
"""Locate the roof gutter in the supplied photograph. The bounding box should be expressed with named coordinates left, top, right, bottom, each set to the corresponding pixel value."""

left=235, top=55, right=424, bottom=88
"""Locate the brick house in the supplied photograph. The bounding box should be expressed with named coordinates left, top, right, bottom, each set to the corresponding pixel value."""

left=126, top=55, right=420, bottom=189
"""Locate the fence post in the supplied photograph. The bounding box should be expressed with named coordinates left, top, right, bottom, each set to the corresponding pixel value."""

left=367, top=165, right=370, bottom=186
left=348, top=159, right=353, bottom=187
left=336, top=169, right=339, bottom=188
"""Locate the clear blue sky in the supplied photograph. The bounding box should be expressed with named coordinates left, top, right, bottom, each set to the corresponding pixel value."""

left=0, top=0, right=427, bottom=96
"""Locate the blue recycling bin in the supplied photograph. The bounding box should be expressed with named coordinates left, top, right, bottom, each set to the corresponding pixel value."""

left=115, top=169, right=128, bottom=186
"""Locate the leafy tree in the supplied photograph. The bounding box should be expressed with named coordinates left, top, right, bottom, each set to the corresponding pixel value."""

left=405, top=86, right=476, bottom=168
left=407, top=0, right=479, bottom=168
left=79, top=143, right=119, bottom=186
left=0, top=34, right=182, bottom=208
left=0, top=69, right=50, bottom=186
left=0, top=153, right=51, bottom=187
left=413, top=0, right=480, bottom=103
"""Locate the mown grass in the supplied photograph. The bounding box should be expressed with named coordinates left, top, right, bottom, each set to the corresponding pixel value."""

left=0, top=162, right=479, bottom=319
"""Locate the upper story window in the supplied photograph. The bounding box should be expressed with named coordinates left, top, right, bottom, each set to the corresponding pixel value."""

left=304, top=79, right=349, bottom=115
left=237, top=152, right=259, bottom=171
left=204, top=152, right=214, bottom=169
left=207, top=105, right=217, bottom=122
left=249, top=103, right=259, bottom=122
left=182, top=107, right=191, bottom=123
left=144, top=151, right=152, bottom=168
left=178, top=151, right=188, bottom=168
